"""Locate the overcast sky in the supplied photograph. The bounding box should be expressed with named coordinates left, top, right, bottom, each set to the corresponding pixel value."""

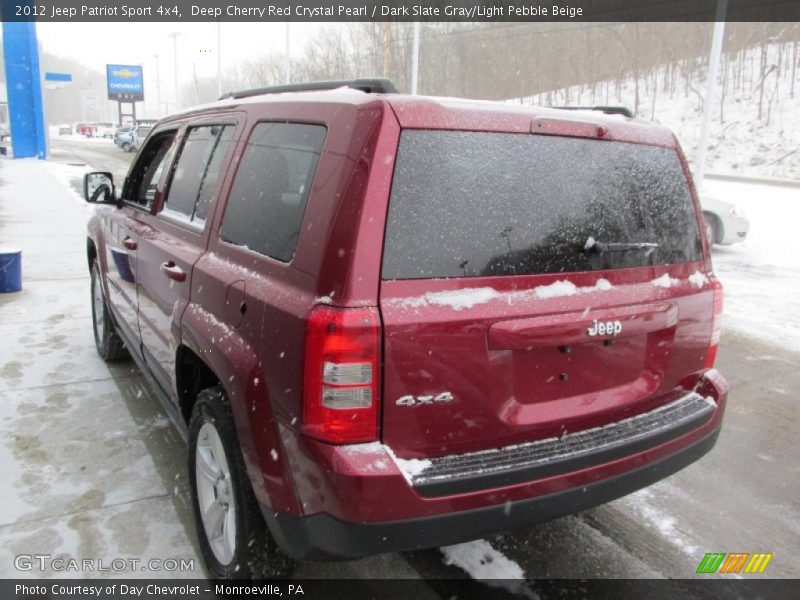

left=36, top=21, right=321, bottom=75
left=27, top=21, right=324, bottom=115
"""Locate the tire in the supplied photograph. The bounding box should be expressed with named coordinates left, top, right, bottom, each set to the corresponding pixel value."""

left=703, top=212, right=720, bottom=246
left=122, top=142, right=132, bottom=152
left=91, top=261, right=129, bottom=361
left=189, top=385, right=295, bottom=579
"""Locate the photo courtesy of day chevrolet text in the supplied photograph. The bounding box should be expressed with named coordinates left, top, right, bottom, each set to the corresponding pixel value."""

left=15, top=583, right=305, bottom=597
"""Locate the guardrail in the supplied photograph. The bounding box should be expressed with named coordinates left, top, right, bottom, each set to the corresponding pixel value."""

left=706, top=173, right=800, bottom=189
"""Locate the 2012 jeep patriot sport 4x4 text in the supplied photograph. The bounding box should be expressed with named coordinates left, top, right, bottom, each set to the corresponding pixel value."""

left=84, top=78, right=728, bottom=578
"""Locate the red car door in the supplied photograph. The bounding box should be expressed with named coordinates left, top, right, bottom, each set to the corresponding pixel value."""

left=104, top=129, right=179, bottom=344
left=136, top=121, right=239, bottom=394
left=101, top=207, right=140, bottom=341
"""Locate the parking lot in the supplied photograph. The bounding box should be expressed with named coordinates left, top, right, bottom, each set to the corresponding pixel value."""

left=0, top=138, right=797, bottom=586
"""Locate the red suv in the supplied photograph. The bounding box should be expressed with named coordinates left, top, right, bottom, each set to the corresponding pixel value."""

left=84, top=79, right=727, bottom=578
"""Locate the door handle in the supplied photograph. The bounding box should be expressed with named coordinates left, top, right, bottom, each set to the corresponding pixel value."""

left=123, top=237, right=137, bottom=250
left=160, top=261, right=186, bottom=282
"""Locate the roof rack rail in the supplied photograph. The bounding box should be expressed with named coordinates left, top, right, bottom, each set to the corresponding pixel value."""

left=552, top=106, right=635, bottom=118
left=219, top=78, right=399, bottom=100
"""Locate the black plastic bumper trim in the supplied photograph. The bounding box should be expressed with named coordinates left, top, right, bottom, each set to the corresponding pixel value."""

left=415, top=392, right=714, bottom=497
left=261, top=427, right=720, bottom=560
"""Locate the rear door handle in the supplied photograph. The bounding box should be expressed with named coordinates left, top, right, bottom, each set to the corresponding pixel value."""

left=123, top=237, right=137, bottom=250
left=160, top=261, right=186, bottom=282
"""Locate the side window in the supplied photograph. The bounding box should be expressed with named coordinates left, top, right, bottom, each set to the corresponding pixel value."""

left=220, top=123, right=326, bottom=262
left=123, top=131, right=176, bottom=208
left=161, top=125, right=234, bottom=228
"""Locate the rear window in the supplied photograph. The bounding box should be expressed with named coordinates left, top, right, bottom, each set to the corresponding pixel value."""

left=382, top=131, right=702, bottom=280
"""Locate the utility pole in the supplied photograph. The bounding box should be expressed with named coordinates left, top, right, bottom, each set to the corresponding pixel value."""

left=217, top=22, right=222, bottom=98
left=695, top=0, right=728, bottom=190
left=193, top=62, right=200, bottom=105
left=153, top=54, right=162, bottom=116
left=169, top=31, right=181, bottom=112
left=411, top=22, right=420, bottom=94
left=284, top=23, right=291, bottom=84
left=383, top=21, right=393, bottom=78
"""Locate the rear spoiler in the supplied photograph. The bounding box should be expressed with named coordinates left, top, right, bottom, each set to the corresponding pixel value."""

left=552, top=106, right=635, bottom=118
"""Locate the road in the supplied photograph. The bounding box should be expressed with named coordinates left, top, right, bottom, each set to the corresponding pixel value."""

left=0, top=138, right=796, bottom=590
left=49, top=136, right=133, bottom=185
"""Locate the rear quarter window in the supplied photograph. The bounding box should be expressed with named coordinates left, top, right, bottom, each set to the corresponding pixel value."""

left=220, top=122, right=326, bottom=263
left=382, top=130, right=702, bottom=280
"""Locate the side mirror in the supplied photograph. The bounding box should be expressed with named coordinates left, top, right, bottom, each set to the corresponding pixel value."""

left=83, top=172, right=117, bottom=205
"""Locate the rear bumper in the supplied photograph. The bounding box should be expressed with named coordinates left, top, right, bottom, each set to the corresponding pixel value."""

left=262, top=427, right=721, bottom=560
left=265, top=372, right=728, bottom=559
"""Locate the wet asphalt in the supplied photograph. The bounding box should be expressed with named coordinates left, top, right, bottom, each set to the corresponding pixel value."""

left=0, top=138, right=796, bottom=589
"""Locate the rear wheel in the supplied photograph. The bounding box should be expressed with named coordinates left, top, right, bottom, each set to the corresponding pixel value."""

left=91, top=261, right=129, bottom=361
left=122, top=142, right=132, bottom=152
left=703, top=212, right=720, bottom=246
left=188, top=385, right=295, bottom=579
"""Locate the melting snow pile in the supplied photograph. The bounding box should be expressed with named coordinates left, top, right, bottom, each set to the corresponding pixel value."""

left=440, top=539, right=536, bottom=597
left=441, top=539, right=525, bottom=579
left=688, top=271, right=710, bottom=288
left=398, top=287, right=501, bottom=311
left=390, top=278, right=615, bottom=312
left=533, top=280, right=578, bottom=299
left=652, top=274, right=679, bottom=288
left=339, top=442, right=432, bottom=480
left=382, top=445, right=432, bottom=482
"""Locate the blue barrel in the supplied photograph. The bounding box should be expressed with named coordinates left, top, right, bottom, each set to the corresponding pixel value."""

left=0, top=248, right=22, bottom=293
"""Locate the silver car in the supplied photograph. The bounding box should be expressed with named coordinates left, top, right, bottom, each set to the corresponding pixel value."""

left=701, top=196, right=750, bottom=245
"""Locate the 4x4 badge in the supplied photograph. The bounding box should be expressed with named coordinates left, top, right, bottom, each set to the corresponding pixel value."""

left=587, top=319, right=623, bottom=337
left=396, top=392, right=454, bottom=407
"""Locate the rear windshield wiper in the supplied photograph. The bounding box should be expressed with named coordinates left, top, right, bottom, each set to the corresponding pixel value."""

left=584, top=237, right=659, bottom=254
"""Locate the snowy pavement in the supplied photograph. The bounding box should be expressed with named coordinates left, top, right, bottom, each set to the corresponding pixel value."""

left=0, top=159, right=201, bottom=579
left=0, top=148, right=798, bottom=585
left=703, top=178, right=800, bottom=353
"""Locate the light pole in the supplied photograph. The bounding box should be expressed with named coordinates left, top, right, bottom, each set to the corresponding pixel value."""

left=695, top=0, right=728, bottom=190
left=217, top=22, right=222, bottom=98
left=153, top=54, right=162, bottom=116
left=284, top=23, right=291, bottom=84
left=169, top=32, right=181, bottom=111
left=411, top=22, right=420, bottom=95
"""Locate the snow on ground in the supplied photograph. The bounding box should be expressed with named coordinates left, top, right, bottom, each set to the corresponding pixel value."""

left=43, top=161, right=98, bottom=207
left=50, top=133, right=116, bottom=146
left=48, top=126, right=117, bottom=146
left=441, top=539, right=537, bottom=597
left=703, top=179, right=800, bottom=353
left=616, top=488, right=701, bottom=558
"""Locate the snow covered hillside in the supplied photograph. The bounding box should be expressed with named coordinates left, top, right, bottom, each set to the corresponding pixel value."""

left=514, top=43, right=799, bottom=181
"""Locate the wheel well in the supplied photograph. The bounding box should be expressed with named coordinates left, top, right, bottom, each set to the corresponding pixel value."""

left=87, top=238, right=97, bottom=271
left=175, top=346, right=221, bottom=424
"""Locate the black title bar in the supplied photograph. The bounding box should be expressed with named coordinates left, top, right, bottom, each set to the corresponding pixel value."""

left=1, top=0, right=798, bottom=22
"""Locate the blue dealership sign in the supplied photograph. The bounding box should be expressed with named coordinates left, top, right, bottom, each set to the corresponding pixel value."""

left=106, top=64, right=144, bottom=101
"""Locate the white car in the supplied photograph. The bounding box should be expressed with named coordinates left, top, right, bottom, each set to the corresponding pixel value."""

left=700, top=196, right=750, bottom=245
left=94, top=122, right=116, bottom=139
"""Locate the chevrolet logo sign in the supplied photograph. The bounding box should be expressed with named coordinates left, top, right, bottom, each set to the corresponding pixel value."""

left=112, top=69, right=139, bottom=79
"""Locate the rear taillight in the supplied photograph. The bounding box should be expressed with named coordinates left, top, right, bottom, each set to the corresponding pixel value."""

left=303, top=305, right=381, bottom=444
left=705, top=277, right=724, bottom=369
